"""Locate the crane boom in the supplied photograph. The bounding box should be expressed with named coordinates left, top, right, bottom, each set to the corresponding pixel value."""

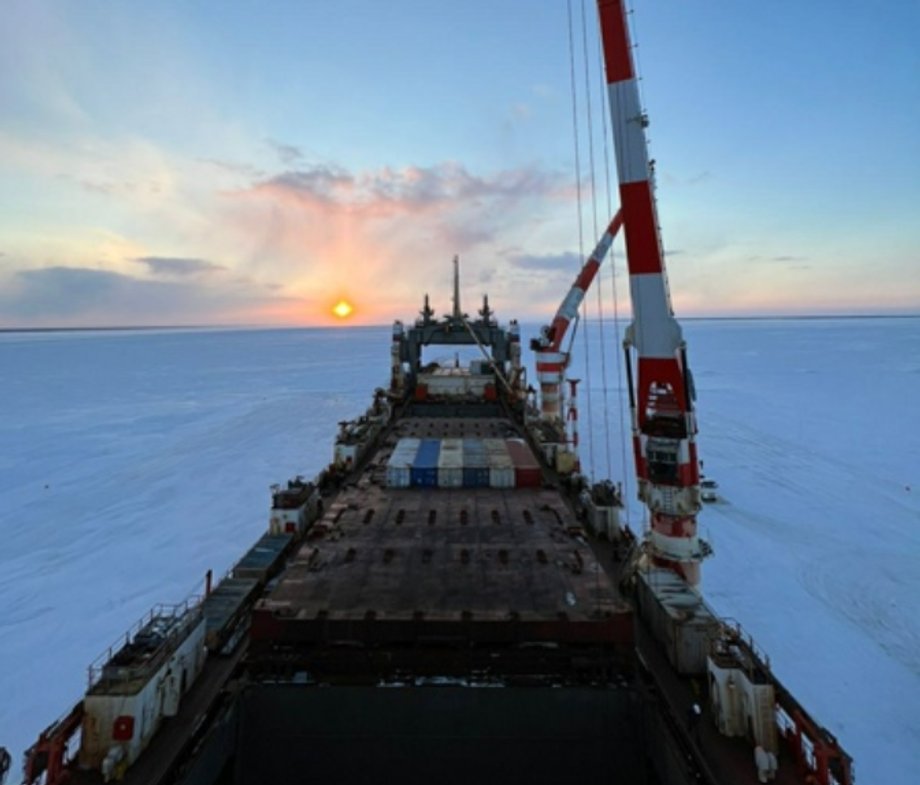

left=533, top=210, right=623, bottom=421
left=597, top=0, right=705, bottom=585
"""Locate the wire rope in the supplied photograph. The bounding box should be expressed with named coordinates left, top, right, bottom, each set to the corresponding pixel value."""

left=578, top=0, right=616, bottom=484
left=566, top=0, right=595, bottom=480
left=594, top=4, right=632, bottom=531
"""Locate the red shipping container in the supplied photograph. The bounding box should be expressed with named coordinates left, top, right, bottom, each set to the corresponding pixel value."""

left=504, top=438, right=542, bottom=487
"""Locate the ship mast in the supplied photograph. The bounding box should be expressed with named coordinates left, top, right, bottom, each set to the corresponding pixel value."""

left=597, top=0, right=706, bottom=585
left=451, top=254, right=462, bottom=320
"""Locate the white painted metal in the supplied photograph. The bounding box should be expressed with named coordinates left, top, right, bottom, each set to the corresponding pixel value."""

left=708, top=658, right=778, bottom=753
left=607, top=80, right=651, bottom=185
left=269, top=506, right=305, bottom=536
left=636, top=569, right=719, bottom=675
left=80, top=614, right=206, bottom=770
left=640, top=482, right=701, bottom=516
left=418, top=368, right=491, bottom=398
left=536, top=351, right=566, bottom=366
left=648, top=529, right=704, bottom=562
left=627, top=274, right=682, bottom=357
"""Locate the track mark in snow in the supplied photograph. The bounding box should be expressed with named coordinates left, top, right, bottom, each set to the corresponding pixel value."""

left=798, top=550, right=920, bottom=676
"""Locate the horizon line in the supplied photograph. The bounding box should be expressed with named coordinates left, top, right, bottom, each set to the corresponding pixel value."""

left=3, top=311, right=920, bottom=334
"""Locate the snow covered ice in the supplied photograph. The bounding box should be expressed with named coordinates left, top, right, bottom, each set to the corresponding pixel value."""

left=1, top=317, right=918, bottom=784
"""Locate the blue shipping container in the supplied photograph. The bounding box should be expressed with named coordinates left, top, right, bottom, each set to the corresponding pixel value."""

left=462, top=438, right=490, bottom=487
left=462, top=465, right=490, bottom=487
left=411, top=439, right=441, bottom=487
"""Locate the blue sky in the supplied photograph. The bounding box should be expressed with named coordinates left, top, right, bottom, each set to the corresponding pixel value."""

left=0, top=0, right=917, bottom=327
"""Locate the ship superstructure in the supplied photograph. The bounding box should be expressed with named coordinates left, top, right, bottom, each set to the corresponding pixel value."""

left=20, top=3, right=853, bottom=785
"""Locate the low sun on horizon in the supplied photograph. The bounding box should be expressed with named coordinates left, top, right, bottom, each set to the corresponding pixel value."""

left=332, top=299, right=354, bottom=320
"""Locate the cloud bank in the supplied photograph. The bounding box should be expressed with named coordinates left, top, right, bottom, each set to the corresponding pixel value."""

left=0, top=266, right=282, bottom=327
left=135, top=257, right=227, bottom=277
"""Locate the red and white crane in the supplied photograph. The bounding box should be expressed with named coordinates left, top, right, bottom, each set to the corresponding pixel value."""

left=597, top=0, right=706, bottom=585
left=532, top=210, right=623, bottom=425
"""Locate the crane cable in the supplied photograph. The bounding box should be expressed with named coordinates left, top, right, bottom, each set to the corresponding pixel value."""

left=580, top=0, right=615, bottom=484
left=595, top=3, right=632, bottom=533
left=565, top=0, right=595, bottom=480
left=573, top=0, right=599, bottom=617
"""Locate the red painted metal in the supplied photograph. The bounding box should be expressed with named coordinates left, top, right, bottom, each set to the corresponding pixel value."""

left=113, top=714, right=135, bottom=741
left=787, top=708, right=853, bottom=785
left=23, top=701, right=84, bottom=785
left=534, top=210, right=623, bottom=422
left=537, top=211, right=624, bottom=355
left=618, top=181, right=665, bottom=275
left=597, top=0, right=703, bottom=583
left=598, top=0, right=634, bottom=81
left=505, top=438, right=541, bottom=487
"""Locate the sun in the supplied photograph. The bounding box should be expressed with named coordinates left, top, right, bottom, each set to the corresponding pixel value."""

left=332, top=300, right=354, bottom=320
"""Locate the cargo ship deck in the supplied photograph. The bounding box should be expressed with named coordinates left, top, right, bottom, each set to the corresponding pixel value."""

left=54, top=409, right=834, bottom=785
left=250, top=414, right=635, bottom=677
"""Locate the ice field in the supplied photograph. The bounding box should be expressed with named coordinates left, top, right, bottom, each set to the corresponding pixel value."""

left=1, top=317, right=918, bottom=783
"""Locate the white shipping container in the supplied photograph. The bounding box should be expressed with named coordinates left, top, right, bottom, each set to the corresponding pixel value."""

left=483, top=438, right=514, bottom=489
left=482, top=438, right=507, bottom=455
left=390, top=438, right=421, bottom=461
left=386, top=438, right=421, bottom=488
left=438, top=438, right=464, bottom=488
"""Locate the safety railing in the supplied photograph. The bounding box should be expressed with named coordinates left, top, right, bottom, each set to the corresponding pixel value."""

left=86, top=595, right=202, bottom=692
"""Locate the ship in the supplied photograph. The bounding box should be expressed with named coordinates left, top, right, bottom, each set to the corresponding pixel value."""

left=17, top=3, right=854, bottom=785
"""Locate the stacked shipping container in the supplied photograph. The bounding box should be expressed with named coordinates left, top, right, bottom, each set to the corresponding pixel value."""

left=505, top=438, right=542, bottom=488
left=484, top=438, right=515, bottom=489
left=411, top=439, right=440, bottom=487
left=386, top=438, right=420, bottom=488
left=385, top=436, right=541, bottom=490
left=437, top=438, right=464, bottom=488
left=462, top=439, right=490, bottom=487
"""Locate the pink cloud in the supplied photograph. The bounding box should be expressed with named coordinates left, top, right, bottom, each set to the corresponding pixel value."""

left=217, top=161, right=572, bottom=324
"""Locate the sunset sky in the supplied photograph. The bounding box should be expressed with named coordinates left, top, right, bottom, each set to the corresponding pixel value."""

left=1, top=0, right=917, bottom=327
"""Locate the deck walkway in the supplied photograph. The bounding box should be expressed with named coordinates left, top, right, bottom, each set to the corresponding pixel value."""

left=71, top=643, right=245, bottom=785
left=636, top=621, right=802, bottom=785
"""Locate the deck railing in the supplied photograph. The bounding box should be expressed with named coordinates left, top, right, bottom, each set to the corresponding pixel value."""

left=713, top=618, right=853, bottom=785
left=86, top=595, right=203, bottom=692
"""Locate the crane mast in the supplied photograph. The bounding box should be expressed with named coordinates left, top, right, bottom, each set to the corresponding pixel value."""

left=597, top=0, right=706, bottom=585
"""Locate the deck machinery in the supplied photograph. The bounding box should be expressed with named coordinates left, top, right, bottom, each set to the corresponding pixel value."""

left=20, top=3, right=853, bottom=785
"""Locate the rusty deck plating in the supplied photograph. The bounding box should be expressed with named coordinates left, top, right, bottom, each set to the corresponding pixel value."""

left=252, top=417, right=632, bottom=657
